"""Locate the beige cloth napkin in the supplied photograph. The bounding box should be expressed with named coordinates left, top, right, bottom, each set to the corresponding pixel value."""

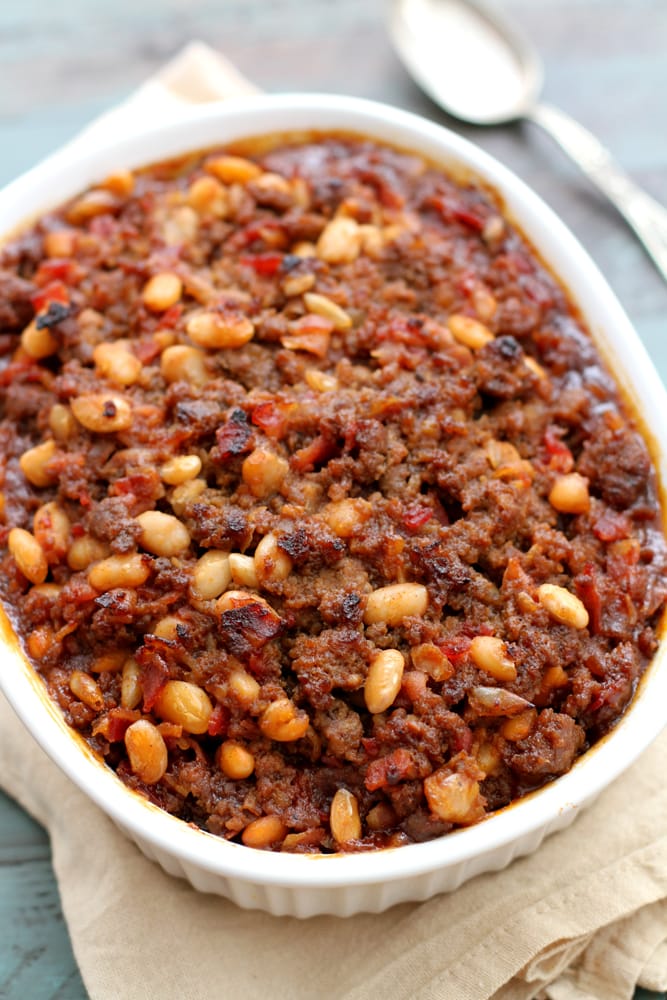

left=2, top=42, right=667, bottom=1000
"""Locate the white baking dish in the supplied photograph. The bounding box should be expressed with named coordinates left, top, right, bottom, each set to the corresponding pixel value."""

left=1, top=93, right=666, bottom=917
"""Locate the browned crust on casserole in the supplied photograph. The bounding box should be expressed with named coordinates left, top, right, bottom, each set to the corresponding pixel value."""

left=0, top=136, right=665, bottom=853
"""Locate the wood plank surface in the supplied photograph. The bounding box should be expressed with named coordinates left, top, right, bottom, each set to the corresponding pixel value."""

left=0, top=791, right=86, bottom=998
left=0, top=1, right=666, bottom=997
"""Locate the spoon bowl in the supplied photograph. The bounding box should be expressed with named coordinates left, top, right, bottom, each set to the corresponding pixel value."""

left=390, top=0, right=667, bottom=283
left=390, top=0, right=542, bottom=125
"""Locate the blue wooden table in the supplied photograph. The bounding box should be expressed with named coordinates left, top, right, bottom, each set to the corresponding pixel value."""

left=1, top=1, right=667, bottom=996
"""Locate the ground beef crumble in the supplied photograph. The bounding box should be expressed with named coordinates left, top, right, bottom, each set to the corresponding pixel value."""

left=0, top=135, right=665, bottom=853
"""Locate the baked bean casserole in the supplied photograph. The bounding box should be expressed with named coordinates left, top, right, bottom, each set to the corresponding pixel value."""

left=1, top=135, right=665, bottom=853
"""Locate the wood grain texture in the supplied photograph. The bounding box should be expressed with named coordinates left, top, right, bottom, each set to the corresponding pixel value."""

left=0, top=791, right=86, bottom=998
left=0, top=1, right=666, bottom=997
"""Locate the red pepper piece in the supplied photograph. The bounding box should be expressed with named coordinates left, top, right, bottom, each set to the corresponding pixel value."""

left=31, top=279, right=69, bottom=313
left=543, top=425, right=574, bottom=473
left=240, top=253, right=283, bottom=276
left=158, top=303, right=183, bottom=328
left=402, top=504, right=433, bottom=533
left=34, top=258, right=85, bottom=287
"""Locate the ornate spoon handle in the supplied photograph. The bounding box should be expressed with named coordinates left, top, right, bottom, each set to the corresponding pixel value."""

left=529, top=102, right=667, bottom=283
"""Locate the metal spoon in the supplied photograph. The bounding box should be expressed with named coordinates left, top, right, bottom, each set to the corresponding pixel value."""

left=389, top=0, right=667, bottom=283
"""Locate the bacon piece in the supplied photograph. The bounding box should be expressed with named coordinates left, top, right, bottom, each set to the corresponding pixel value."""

left=207, top=703, right=230, bottom=737
left=214, top=408, right=253, bottom=461
left=109, top=469, right=162, bottom=510
left=251, top=400, right=289, bottom=440
left=438, top=635, right=471, bottom=667
left=282, top=314, right=333, bottom=358
left=291, top=433, right=337, bottom=473
left=593, top=510, right=631, bottom=543
left=218, top=600, right=283, bottom=656
left=575, top=566, right=603, bottom=634
left=0, top=358, right=42, bottom=387
left=365, top=748, right=424, bottom=791
left=227, top=219, right=285, bottom=251
left=93, top=708, right=142, bottom=742
left=136, top=642, right=170, bottom=711
left=426, top=194, right=485, bottom=232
